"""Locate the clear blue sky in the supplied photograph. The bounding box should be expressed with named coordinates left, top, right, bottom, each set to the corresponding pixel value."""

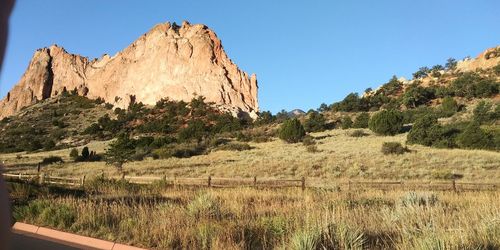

left=1, top=0, right=499, bottom=113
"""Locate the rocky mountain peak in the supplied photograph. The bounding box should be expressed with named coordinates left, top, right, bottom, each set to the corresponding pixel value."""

left=0, top=21, right=259, bottom=119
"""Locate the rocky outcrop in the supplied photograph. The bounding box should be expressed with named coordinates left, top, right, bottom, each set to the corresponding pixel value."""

left=456, top=46, right=500, bottom=72
left=0, top=21, right=258, bottom=118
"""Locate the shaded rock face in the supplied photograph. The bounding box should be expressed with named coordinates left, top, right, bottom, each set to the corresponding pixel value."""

left=0, top=21, right=259, bottom=118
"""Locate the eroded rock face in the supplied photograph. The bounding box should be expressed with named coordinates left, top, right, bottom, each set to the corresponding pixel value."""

left=0, top=21, right=259, bottom=118
left=456, top=46, right=500, bottom=72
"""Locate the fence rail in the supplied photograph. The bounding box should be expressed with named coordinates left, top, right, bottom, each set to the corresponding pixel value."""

left=2, top=173, right=499, bottom=191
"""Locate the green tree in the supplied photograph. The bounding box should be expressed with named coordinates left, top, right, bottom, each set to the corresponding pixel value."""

left=304, top=111, right=326, bottom=132
left=473, top=101, right=494, bottom=124
left=412, top=67, right=430, bottom=79
left=445, top=58, right=457, bottom=70
left=456, top=122, right=494, bottom=149
left=105, top=134, right=137, bottom=170
left=407, top=115, right=441, bottom=146
left=368, top=110, right=404, bottom=135
left=255, top=111, right=275, bottom=125
left=402, top=85, right=434, bottom=108
left=353, top=112, right=370, bottom=128
left=81, top=146, right=90, bottom=159
left=278, top=118, right=306, bottom=143
left=178, top=119, right=208, bottom=142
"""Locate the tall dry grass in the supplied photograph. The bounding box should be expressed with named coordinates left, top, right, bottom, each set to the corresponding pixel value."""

left=2, top=129, right=499, bottom=183
left=9, top=181, right=500, bottom=249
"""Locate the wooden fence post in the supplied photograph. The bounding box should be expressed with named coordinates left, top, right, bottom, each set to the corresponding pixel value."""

left=208, top=175, right=212, bottom=188
left=39, top=173, right=45, bottom=185
left=81, top=175, right=86, bottom=187
left=19, top=173, right=22, bottom=181
left=253, top=176, right=257, bottom=187
left=301, top=177, right=306, bottom=191
left=37, top=163, right=41, bottom=173
left=452, top=179, right=457, bottom=192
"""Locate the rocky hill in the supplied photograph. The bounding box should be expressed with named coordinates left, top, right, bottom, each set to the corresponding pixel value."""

left=0, top=21, right=258, bottom=119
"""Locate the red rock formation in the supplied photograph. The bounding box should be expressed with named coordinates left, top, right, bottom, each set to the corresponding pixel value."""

left=0, top=21, right=259, bottom=118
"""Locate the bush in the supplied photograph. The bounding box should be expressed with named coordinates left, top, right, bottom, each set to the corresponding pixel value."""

left=81, top=146, right=90, bottom=159
left=407, top=115, right=441, bottom=146
left=178, top=120, right=208, bottom=142
left=152, top=143, right=206, bottom=159
left=473, top=101, right=498, bottom=124
left=306, top=145, right=319, bottom=153
left=400, top=192, right=438, bottom=207
left=353, top=112, right=370, bottom=128
left=41, top=156, right=64, bottom=165
left=216, top=142, right=252, bottom=151
left=186, top=193, right=224, bottom=220
left=350, top=130, right=368, bottom=137
left=381, top=142, right=409, bottom=155
left=369, top=110, right=404, bottom=135
left=302, top=135, right=316, bottom=146
left=69, top=148, right=79, bottom=160
left=341, top=116, right=353, bottom=129
left=43, top=140, right=56, bottom=151
left=304, top=111, right=326, bottom=132
left=456, top=122, right=494, bottom=150
left=401, top=85, right=434, bottom=108
left=278, top=119, right=306, bottom=143
left=440, top=96, right=459, bottom=117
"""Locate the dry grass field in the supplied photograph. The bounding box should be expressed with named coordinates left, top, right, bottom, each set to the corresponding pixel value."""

left=8, top=180, right=500, bottom=249
left=1, top=129, right=499, bottom=184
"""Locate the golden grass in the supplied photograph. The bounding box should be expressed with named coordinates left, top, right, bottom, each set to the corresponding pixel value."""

left=2, top=129, right=499, bottom=183
left=10, top=181, right=500, bottom=249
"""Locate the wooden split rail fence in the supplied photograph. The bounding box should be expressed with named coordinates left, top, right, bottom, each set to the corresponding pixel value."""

left=2, top=173, right=499, bottom=192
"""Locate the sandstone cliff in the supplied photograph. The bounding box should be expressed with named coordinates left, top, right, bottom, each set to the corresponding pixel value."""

left=0, top=21, right=258, bottom=118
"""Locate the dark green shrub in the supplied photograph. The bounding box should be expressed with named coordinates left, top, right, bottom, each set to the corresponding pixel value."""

left=401, top=85, right=434, bottom=108
left=83, top=123, right=102, bottom=135
left=69, top=148, right=79, bottom=160
left=407, top=115, right=440, bottom=146
left=456, top=122, right=494, bottom=149
left=41, top=156, right=64, bottom=165
left=152, top=143, right=206, bottom=159
left=104, top=103, right=114, bottom=110
left=212, top=113, right=242, bottom=133
left=350, top=130, right=368, bottom=137
left=306, top=145, right=319, bottom=153
left=341, top=116, right=353, bottom=129
left=304, top=111, right=326, bottom=132
left=353, top=112, right=370, bottom=128
left=440, top=96, right=459, bottom=117
left=255, top=111, right=275, bottom=125
left=302, top=135, right=316, bottom=146
left=278, top=119, right=306, bottom=143
left=412, top=67, right=430, bottom=79
left=380, top=76, right=403, bottom=96
left=473, top=101, right=496, bottom=124
left=81, top=146, right=90, bottom=159
left=369, top=110, right=404, bottom=135
left=381, top=142, right=409, bottom=155
left=474, top=79, right=499, bottom=97
left=43, top=140, right=56, bottom=151
left=216, top=142, right=252, bottom=151
left=178, top=120, right=208, bottom=142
